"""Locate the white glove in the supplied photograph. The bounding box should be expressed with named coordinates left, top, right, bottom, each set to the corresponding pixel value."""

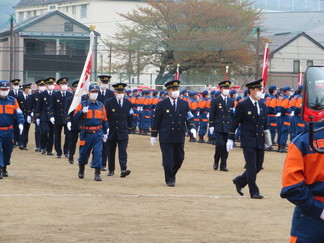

left=275, top=113, right=281, bottom=117
left=82, top=106, right=89, bottom=113
left=67, top=122, right=71, bottom=131
left=197, top=112, right=200, bottom=116
left=320, top=209, right=324, bottom=220
left=226, top=139, right=234, bottom=152
left=36, top=119, right=40, bottom=126
left=19, top=124, right=24, bottom=135
left=207, top=113, right=209, bottom=119
left=190, top=128, right=197, bottom=138
left=209, top=127, right=214, bottom=134
left=31, top=112, right=34, bottom=117
left=50, top=117, right=55, bottom=124
left=106, top=128, right=110, bottom=137
left=150, top=137, right=157, bottom=146
left=290, top=111, right=295, bottom=117
left=27, top=116, right=32, bottom=124
left=103, top=134, right=108, bottom=142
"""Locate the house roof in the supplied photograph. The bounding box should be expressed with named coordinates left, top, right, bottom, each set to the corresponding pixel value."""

left=14, top=0, right=78, bottom=8
left=0, top=10, right=100, bottom=37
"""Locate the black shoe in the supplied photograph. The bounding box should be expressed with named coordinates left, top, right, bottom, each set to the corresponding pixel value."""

left=41, top=149, right=46, bottom=154
left=19, top=146, right=24, bottom=150
left=220, top=168, right=229, bottom=172
left=166, top=181, right=175, bottom=187
left=251, top=194, right=264, bottom=199
left=3, top=166, right=8, bottom=177
left=78, top=164, right=85, bottom=179
left=0, top=168, right=3, bottom=179
left=64, top=154, right=69, bottom=158
left=57, top=155, right=62, bottom=158
left=107, top=171, right=114, bottom=176
left=213, top=163, right=218, bottom=170
left=232, top=178, right=244, bottom=196
left=68, top=157, right=74, bottom=164
left=120, top=170, right=131, bottom=178
left=35, top=148, right=41, bottom=152
left=47, top=152, right=54, bottom=156
left=101, top=167, right=107, bottom=171
left=94, top=168, right=102, bottom=181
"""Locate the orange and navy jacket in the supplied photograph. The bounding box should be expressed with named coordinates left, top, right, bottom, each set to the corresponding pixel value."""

left=0, top=96, right=24, bottom=127
left=277, top=94, right=290, bottom=117
left=151, top=95, right=160, bottom=111
left=280, top=124, right=324, bottom=218
left=294, top=94, right=303, bottom=115
left=289, top=95, right=297, bottom=115
left=74, top=100, right=108, bottom=134
left=265, top=94, right=277, bottom=115
left=198, top=97, right=208, bottom=113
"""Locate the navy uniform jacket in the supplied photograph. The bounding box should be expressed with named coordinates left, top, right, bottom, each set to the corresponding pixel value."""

left=35, top=90, right=55, bottom=122
left=27, top=91, right=41, bottom=116
left=98, top=89, right=114, bottom=104
left=65, top=95, right=81, bottom=131
left=49, top=91, right=72, bottom=125
left=16, top=93, right=31, bottom=119
left=209, top=95, right=234, bottom=133
left=104, top=97, right=133, bottom=141
left=151, top=98, right=195, bottom=144
left=9, top=90, right=22, bottom=99
left=228, top=98, right=268, bottom=149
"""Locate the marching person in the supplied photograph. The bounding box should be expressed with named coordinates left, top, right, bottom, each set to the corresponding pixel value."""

left=0, top=80, right=24, bottom=178
left=17, top=83, right=32, bottom=150
left=9, top=79, right=22, bottom=147
left=49, top=77, right=72, bottom=158
left=73, top=84, right=108, bottom=181
left=105, top=83, right=133, bottom=177
left=209, top=81, right=234, bottom=171
left=227, top=79, right=268, bottom=199
left=150, top=79, right=196, bottom=187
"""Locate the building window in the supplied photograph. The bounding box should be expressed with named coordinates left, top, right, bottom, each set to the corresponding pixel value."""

left=18, top=12, right=24, bottom=22
left=72, top=6, right=76, bottom=15
left=307, top=60, right=313, bottom=67
left=293, top=60, right=300, bottom=73
left=49, top=5, right=57, bottom=11
left=64, top=22, right=73, bottom=32
left=81, top=4, right=87, bottom=18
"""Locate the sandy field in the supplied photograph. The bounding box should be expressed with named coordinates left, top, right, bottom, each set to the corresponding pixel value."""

left=0, top=128, right=293, bottom=243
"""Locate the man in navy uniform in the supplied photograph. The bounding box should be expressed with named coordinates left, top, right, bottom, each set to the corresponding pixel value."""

left=35, top=77, right=56, bottom=155
left=27, top=79, right=46, bottom=152
left=227, top=79, right=268, bottom=199
left=65, top=80, right=81, bottom=164
left=17, top=83, right=32, bottom=150
left=9, top=79, right=23, bottom=147
left=105, top=83, right=133, bottom=177
left=0, top=80, right=24, bottom=178
left=209, top=81, right=235, bottom=171
left=49, top=77, right=72, bottom=158
left=150, top=79, right=196, bottom=187
left=97, top=75, right=115, bottom=171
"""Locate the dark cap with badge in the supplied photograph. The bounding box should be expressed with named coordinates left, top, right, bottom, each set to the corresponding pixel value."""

left=245, top=79, right=263, bottom=89
left=0, top=80, right=10, bottom=88
left=89, top=83, right=99, bottom=92
left=164, top=79, right=180, bottom=89
left=112, top=83, right=127, bottom=91
left=98, top=75, right=112, bottom=83
left=36, top=79, right=46, bottom=86
left=72, top=80, right=79, bottom=88
left=57, top=77, right=68, bottom=85
left=45, top=77, right=56, bottom=84
left=218, top=80, right=231, bottom=88
left=22, top=83, right=32, bottom=89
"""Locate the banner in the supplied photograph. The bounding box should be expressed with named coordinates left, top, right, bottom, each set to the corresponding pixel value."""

left=68, top=30, right=95, bottom=114
left=261, top=42, right=269, bottom=90
left=298, top=66, right=303, bottom=86
left=224, top=65, right=229, bottom=80
left=174, top=64, right=180, bottom=80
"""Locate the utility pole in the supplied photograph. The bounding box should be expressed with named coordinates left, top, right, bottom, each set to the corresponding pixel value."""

left=109, top=46, right=112, bottom=74
left=9, top=15, right=14, bottom=81
left=255, top=27, right=260, bottom=80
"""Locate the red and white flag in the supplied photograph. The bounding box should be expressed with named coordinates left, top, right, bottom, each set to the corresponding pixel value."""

left=174, top=64, right=180, bottom=80
left=261, top=42, right=269, bottom=91
left=298, top=66, right=303, bottom=86
left=224, top=65, right=229, bottom=80
left=68, top=30, right=95, bottom=114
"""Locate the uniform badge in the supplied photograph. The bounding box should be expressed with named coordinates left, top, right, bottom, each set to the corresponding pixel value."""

left=112, top=109, right=115, bottom=112
left=166, top=109, right=170, bottom=113
left=248, top=111, right=251, bottom=115
left=36, top=98, right=38, bottom=101
left=44, top=98, right=46, bottom=101
left=57, top=100, right=60, bottom=102
left=219, top=105, right=222, bottom=108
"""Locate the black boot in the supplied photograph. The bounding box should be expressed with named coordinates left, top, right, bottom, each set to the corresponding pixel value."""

left=206, top=137, right=212, bottom=144
left=279, top=144, right=287, bottom=153
left=0, top=167, right=3, bottom=179
left=94, top=168, right=102, bottom=181
left=3, top=165, right=8, bottom=177
left=78, top=164, right=85, bottom=179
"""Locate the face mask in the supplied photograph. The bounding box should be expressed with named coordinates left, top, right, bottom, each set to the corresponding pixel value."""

left=28, top=90, right=32, bottom=95
left=255, top=91, right=263, bottom=100
left=89, top=93, right=98, bottom=100
left=39, top=86, right=46, bottom=92
left=100, top=84, right=108, bottom=89
left=13, top=85, right=19, bottom=91
left=61, top=85, right=68, bottom=92
left=222, top=89, right=229, bottom=96
left=171, top=90, right=180, bottom=99
left=0, top=90, right=9, bottom=97
left=47, top=85, right=54, bottom=91
left=116, top=93, right=124, bottom=100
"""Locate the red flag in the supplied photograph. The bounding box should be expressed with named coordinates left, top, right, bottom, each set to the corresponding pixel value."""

left=68, top=30, right=95, bottom=114
left=298, top=66, right=303, bottom=86
left=224, top=65, right=229, bottom=80
left=261, top=42, right=269, bottom=90
left=174, top=64, right=180, bottom=80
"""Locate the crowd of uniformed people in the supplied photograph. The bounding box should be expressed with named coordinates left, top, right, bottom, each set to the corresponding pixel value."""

left=0, top=75, right=306, bottom=186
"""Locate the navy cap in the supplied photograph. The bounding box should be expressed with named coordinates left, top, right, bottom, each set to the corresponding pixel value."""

left=245, top=79, right=263, bottom=89
left=153, top=90, right=158, bottom=95
left=132, top=89, right=138, bottom=93
left=219, top=80, right=231, bottom=88
left=283, top=86, right=291, bottom=92
left=269, top=85, right=277, bottom=92
left=36, top=79, right=46, bottom=86
left=164, top=79, right=180, bottom=89
left=22, top=83, right=32, bottom=89
left=10, top=79, right=20, bottom=84
left=276, top=90, right=281, bottom=95
left=112, top=83, right=127, bottom=91
left=215, top=91, right=221, bottom=97
left=229, top=90, right=237, bottom=95
left=72, top=80, right=79, bottom=88
left=126, top=90, right=132, bottom=94
left=159, top=90, right=164, bottom=95
left=182, top=89, right=188, bottom=93
left=190, top=91, right=198, bottom=96
left=210, top=90, right=216, bottom=95
left=45, top=77, right=56, bottom=84
left=298, top=85, right=303, bottom=92
left=0, top=80, right=10, bottom=88
left=57, top=77, right=68, bottom=85
left=202, top=90, right=208, bottom=95
left=98, top=75, right=112, bottom=83
left=88, top=84, right=99, bottom=92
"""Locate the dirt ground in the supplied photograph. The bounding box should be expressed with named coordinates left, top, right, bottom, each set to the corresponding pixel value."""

left=0, top=128, right=293, bottom=243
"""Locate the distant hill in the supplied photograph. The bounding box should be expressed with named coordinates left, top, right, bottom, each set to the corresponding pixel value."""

left=0, top=0, right=20, bottom=29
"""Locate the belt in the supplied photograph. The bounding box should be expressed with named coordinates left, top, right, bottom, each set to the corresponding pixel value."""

left=314, top=196, right=324, bottom=202
left=0, top=125, right=13, bottom=130
left=267, top=114, right=276, bottom=117
left=82, top=125, right=101, bottom=131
